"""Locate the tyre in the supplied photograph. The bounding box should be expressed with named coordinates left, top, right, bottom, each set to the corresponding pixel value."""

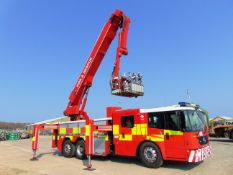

left=75, top=140, right=86, bottom=159
left=139, top=142, right=163, bottom=168
left=224, top=132, right=229, bottom=138
left=230, top=131, right=233, bottom=140
left=62, top=139, right=75, bottom=158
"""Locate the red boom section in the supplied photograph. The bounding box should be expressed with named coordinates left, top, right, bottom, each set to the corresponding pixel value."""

left=64, top=10, right=129, bottom=118
left=64, top=9, right=143, bottom=120
left=112, top=15, right=130, bottom=79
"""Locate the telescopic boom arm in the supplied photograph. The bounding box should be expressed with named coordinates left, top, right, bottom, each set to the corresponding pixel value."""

left=64, top=10, right=143, bottom=120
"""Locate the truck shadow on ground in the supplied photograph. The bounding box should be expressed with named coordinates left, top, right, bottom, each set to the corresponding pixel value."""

left=83, top=156, right=201, bottom=171
left=32, top=150, right=61, bottom=160
left=34, top=151, right=200, bottom=171
left=161, top=161, right=201, bottom=170
left=32, top=151, right=56, bottom=160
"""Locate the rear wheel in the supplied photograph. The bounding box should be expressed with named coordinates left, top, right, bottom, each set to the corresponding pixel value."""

left=139, top=142, right=163, bottom=168
left=62, top=139, right=75, bottom=158
left=75, top=140, right=86, bottom=159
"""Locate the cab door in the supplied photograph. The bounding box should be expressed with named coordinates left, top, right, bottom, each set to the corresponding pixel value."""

left=113, top=112, right=137, bottom=156
left=147, top=112, right=166, bottom=144
left=164, top=111, right=186, bottom=159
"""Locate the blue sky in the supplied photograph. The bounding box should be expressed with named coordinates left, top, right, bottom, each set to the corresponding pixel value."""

left=0, top=1, right=233, bottom=122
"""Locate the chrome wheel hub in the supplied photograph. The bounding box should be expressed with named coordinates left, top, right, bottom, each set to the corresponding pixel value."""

left=77, top=145, right=84, bottom=156
left=64, top=144, right=71, bottom=153
left=144, top=147, right=157, bottom=163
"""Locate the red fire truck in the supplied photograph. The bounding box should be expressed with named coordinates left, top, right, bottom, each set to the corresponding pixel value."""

left=31, top=10, right=211, bottom=168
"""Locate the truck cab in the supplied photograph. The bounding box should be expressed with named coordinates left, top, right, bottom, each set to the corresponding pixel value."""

left=110, top=102, right=211, bottom=168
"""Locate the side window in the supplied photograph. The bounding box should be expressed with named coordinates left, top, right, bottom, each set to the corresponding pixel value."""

left=165, top=111, right=182, bottom=131
left=121, top=116, right=134, bottom=128
left=148, top=112, right=165, bottom=129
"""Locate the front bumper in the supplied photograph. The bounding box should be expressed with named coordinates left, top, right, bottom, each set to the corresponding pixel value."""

left=188, top=145, right=212, bottom=162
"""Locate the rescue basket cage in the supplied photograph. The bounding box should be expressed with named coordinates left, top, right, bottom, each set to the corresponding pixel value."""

left=110, top=72, right=144, bottom=97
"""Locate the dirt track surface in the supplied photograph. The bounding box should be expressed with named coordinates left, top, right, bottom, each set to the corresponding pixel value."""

left=0, top=136, right=232, bottom=175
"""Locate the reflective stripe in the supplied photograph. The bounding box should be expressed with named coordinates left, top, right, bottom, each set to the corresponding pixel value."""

left=73, top=128, right=81, bottom=134
left=85, top=125, right=90, bottom=136
left=195, top=149, right=202, bottom=162
left=59, top=127, right=82, bottom=135
left=188, top=145, right=212, bottom=162
left=105, top=135, right=109, bottom=141
left=188, top=150, right=195, bottom=162
left=32, top=136, right=35, bottom=142
left=132, top=125, right=137, bottom=135
left=119, top=134, right=132, bottom=141
left=113, top=125, right=119, bottom=135
left=96, top=135, right=108, bottom=140
left=59, top=128, right=66, bottom=135
left=164, top=130, right=183, bottom=135
left=147, top=135, right=164, bottom=142
left=136, top=124, right=142, bottom=135
left=131, top=124, right=148, bottom=135
left=141, top=124, right=147, bottom=135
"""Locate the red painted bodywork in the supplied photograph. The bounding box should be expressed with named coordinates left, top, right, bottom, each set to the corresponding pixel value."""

left=32, top=107, right=211, bottom=164
left=31, top=9, right=211, bottom=166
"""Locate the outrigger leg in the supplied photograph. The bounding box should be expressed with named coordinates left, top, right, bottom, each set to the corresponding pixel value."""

left=30, top=124, right=40, bottom=161
left=87, top=155, right=92, bottom=169
left=31, top=150, right=38, bottom=161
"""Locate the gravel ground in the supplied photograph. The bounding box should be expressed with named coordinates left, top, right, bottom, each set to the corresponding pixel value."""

left=0, top=136, right=232, bottom=175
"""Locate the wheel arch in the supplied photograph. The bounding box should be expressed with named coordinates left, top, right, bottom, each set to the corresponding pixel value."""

left=62, top=137, right=85, bottom=145
left=62, top=137, right=71, bottom=145
left=74, top=137, right=85, bottom=144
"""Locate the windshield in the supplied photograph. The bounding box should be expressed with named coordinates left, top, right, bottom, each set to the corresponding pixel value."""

left=184, top=110, right=208, bottom=132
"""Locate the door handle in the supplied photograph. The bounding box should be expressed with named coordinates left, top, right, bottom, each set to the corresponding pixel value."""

left=165, top=133, right=169, bottom=140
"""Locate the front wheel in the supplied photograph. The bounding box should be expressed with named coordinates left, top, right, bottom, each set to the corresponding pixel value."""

left=139, top=142, right=163, bottom=168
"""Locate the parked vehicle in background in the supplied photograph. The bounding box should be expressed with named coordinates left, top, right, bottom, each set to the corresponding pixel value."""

left=209, top=116, right=233, bottom=139
left=1, top=129, right=31, bottom=141
left=0, top=130, right=7, bottom=141
left=19, top=131, right=30, bottom=139
left=24, top=125, right=33, bottom=138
